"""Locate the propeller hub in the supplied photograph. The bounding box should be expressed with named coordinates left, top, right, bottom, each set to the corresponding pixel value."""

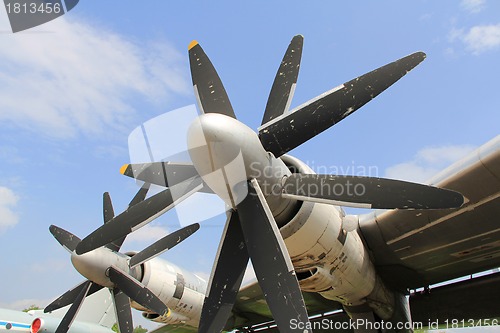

left=187, top=113, right=268, bottom=207
left=187, top=113, right=298, bottom=219
left=71, top=248, right=133, bottom=288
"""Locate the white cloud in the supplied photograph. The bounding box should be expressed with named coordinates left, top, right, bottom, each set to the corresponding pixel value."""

left=460, top=0, right=486, bottom=13
left=451, top=24, right=500, bottom=55
left=385, top=144, right=475, bottom=183
left=0, top=10, right=189, bottom=139
left=462, top=24, right=500, bottom=54
left=0, top=186, right=19, bottom=233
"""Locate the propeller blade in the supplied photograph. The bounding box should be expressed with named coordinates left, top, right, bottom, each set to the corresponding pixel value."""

left=259, top=52, right=427, bottom=157
left=45, top=280, right=103, bottom=313
left=108, top=266, right=168, bottom=316
left=120, top=162, right=200, bottom=189
left=128, top=183, right=150, bottom=207
left=281, top=174, right=465, bottom=209
left=102, top=191, right=125, bottom=252
left=54, top=280, right=92, bottom=333
left=112, top=288, right=134, bottom=333
left=189, top=40, right=236, bottom=118
left=103, top=192, right=115, bottom=223
left=130, top=223, right=200, bottom=268
left=237, top=179, right=310, bottom=331
left=49, top=225, right=81, bottom=253
left=76, top=178, right=203, bottom=255
left=105, top=184, right=152, bottom=252
left=261, top=35, right=303, bottom=125
left=198, top=212, right=249, bottom=333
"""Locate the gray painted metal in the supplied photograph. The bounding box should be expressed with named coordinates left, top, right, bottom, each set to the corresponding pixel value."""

left=122, top=162, right=200, bottom=189
left=45, top=280, right=103, bottom=313
left=127, top=183, right=150, bottom=207
left=76, top=178, right=202, bottom=255
left=107, top=185, right=149, bottom=252
left=231, top=273, right=500, bottom=332
left=261, top=35, right=303, bottom=125
left=108, top=266, right=168, bottom=317
left=188, top=42, right=236, bottom=118
left=259, top=52, right=426, bottom=157
left=198, top=212, right=249, bottom=333
left=112, top=288, right=134, bottom=333
left=237, top=179, right=310, bottom=332
left=410, top=272, right=500, bottom=323
left=49, top=225, right=81, bottom=253
left=130, top=223, right=200, bottom=268
left=103, top=192, right=123, bottom=252
left=102, top=192, right=115, bottom=223
left=360, top=136, right=500, bottom=288
left=54, top=281, right=92, bottom=333
left=282, top=174, right=464, bottom=209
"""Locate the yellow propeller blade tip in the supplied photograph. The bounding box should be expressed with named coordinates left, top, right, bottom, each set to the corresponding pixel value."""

left=188, top=40, right=198, bottom=50
left=120, top=164, right=129, bottom=175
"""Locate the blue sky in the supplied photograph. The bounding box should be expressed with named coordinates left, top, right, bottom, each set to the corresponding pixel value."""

left=0, top=0, right=499, bottom=330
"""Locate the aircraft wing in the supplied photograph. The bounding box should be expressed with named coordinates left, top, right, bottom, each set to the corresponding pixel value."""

left=229, top=280, right=344, bottom=330
left=359, top=135, right=500, bottom=290
left=148, top=136, right=499, bottom=332
left=223, top=135, right=500, bottom=331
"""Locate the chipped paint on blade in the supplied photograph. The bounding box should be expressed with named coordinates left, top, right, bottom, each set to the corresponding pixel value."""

left=258, top=83, right=345, bottom=131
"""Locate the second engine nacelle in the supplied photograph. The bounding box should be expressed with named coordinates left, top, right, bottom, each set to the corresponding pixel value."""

left=128, top=255, right=206, bottom=328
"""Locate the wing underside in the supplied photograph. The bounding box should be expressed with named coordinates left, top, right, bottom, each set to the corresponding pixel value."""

left=148, top=136, right=499, bottom=332
left=360, top=135, right=500, bottom=289
left=224, top=135, right=500, bottom=331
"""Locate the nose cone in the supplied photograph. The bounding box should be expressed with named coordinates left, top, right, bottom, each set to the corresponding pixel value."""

left=187, top=114, right=243, bottom=172
left=71, top=248, right=123, bottom=288
left=187, top=114, right=261, bottom=207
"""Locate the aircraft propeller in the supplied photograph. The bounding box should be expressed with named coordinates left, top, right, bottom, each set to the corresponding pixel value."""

left=75, top=179, right=203, bottom=255
left=189, top=36, right=462, bottom=332
left=98, top=35, right=464, bottom=332
left=45, top=186, right=200, bottom=333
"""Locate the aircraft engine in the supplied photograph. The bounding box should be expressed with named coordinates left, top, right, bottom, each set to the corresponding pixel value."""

left=279, top=155, right=395, bottom=319
left=128, top=256, right=205, bottom=328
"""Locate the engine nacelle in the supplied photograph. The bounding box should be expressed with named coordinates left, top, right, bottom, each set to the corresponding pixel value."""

left=280, top=155, right=394, bottom=318
left=129, top=256, right=206, bottom=328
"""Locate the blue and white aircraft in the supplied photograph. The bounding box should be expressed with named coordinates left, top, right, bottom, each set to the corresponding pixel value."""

left=0, top=288, right=115, bottom=333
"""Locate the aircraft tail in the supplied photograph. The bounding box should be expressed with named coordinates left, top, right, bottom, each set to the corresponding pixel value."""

left=44, top=288, right=115, bottom=328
